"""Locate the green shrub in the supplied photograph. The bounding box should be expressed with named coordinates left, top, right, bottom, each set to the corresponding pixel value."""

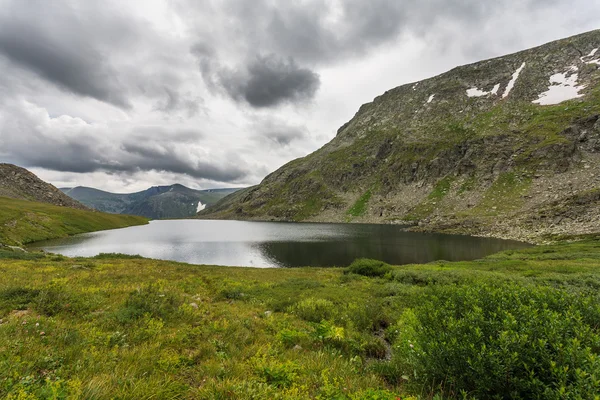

left=390, top=283, right=600, bottom=398
left=346, top=259, right=392, bottom=277
left=0, top=249, right=45, bottom=260
left=278, top=329, right=309, bottom=348
left=0, top=285, right=91, bottom=317
left=34, top=285, right=91, bottom=316
left=116, top=284, right=181, bottom=323
left=0, top=287, right=40, bottom=314
left=290, top=297, right=336, bottom=322
left=343, top=301, right=389, bottom=332
left=256, top=361, right=299, bottom=388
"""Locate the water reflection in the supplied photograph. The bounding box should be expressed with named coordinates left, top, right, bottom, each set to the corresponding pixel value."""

left=28, top=220, right=531, bottom=268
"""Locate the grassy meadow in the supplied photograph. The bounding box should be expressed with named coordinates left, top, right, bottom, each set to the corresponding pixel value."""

left=0, top=197, right=148, bottom=246
left=1, top=235, right=600, bottom=399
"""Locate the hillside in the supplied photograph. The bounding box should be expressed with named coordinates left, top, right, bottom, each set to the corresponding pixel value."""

left=0, top=196, right=147, bottom=246
left=0, top=164, right=88, bottom=210
left=62, top=185, right=240, bottom=219
left=201, top=30, right=600, bottom=242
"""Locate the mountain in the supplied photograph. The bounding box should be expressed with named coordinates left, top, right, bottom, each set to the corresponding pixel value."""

left=200, top=30, right=600, bottom=242
left=0, top=163, right=88, bottom=210
left=61, top=185, right=240, bottom=219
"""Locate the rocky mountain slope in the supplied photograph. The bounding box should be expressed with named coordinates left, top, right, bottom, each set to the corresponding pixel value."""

left=200, top=30, right=600, bottom=242
left=62, top=185, right=239, bottom=219
left=0, top=164, right=88, bottom=210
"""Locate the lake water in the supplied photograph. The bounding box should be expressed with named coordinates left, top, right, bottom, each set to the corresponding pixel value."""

left=27, top=220, right=531, bottom=268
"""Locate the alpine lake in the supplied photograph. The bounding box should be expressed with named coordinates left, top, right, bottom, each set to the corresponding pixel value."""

left=26, top=220, right=531, bottom=268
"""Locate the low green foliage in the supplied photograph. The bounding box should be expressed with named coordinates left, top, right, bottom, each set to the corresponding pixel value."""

left=0, top=196, right=147, bottom=246
left=290, top=297, right=336, bottom=322
left=346, top=258, right=392, bottom=277
left=1, top=238, right=600, bottom=398
left=347, top=190, right=372, bottom=217
left=390, top=283, right=600, bottom=399
left=405, top=176, right=455, bottom=220
left=116, top=284, right=182, bottom=323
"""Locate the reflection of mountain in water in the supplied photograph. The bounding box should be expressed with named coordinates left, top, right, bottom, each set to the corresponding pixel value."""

left=255, top=231, right=529, bottom=268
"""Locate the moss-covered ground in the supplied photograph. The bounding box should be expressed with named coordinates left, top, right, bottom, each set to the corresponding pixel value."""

left=1, top=235, right=600, bottom=399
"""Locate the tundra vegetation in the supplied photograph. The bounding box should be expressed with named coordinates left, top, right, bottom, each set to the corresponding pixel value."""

left=1, top=235, right=599, bottom=399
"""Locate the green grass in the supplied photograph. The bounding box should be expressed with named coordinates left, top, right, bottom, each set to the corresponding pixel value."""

left=1, top=236, right=600, bottom=398
left=347, top=190, right=372, bottom=217
left=405, top=176, right=455, bottom=221
left=0, top=196, right=148, bottom=246
left=466, top=172, right=532, bottom=217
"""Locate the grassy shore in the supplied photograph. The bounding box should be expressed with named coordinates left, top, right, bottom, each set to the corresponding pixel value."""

left=0, top=197, right=148, bottom=246
left=1, top=235, right=599, bottom=399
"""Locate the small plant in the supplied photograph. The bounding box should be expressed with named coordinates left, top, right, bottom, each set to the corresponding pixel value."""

left=346, top=259, right=392, bottom=277
left=115, top=284, right=181, bottom=323
left=290, top=297, right=336, bottom=322
left=0, top=287, right=40, bottom=314
left=278, top=329, right=309, bottom=348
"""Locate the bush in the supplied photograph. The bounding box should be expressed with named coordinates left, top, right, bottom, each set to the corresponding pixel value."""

left=34, top=284, right=92, bottom=316
left=0, top=287, right=40, bottom=314
left=390, top=283, right=600, bottom=398
left=346, top=259, right=392, bottom=277
left=116, top=284, right=181, bottom=323
left=0, top=285, right=91, bottom=317
left=289, top=297, right=336, bottom=322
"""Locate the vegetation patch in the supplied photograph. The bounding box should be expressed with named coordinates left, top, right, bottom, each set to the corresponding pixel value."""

left=1, top=238, right=600, bottom=398
left=467, top=171, right=531, bottom=216
left=405, top=176, right=455, bottom=220
left=388, top=282, right=600, bottom=398
left=347, top=190, right=372, bottom=217
left=346, top=258, right=392, bottom=277
left=0, top=196, right=147, bottom=246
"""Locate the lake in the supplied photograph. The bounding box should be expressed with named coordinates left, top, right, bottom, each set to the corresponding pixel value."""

left=27, top=220, right=531, bottom=268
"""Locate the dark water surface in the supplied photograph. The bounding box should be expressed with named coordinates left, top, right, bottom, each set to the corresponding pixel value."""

left=28, top=220, right=531, bottom=268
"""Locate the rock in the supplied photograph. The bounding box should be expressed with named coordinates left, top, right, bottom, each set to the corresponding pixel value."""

left=189, top=302, right=199, bottom=309
left=7, top=246, right=26, bottom=252
left=264, top=311, right=272, bottom=317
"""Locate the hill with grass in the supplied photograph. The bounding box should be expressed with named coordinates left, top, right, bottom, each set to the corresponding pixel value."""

left=0, top=196, right=147, bottom=246
left=61, top=185, right=240, bottom=219
left=0, top=163, right=88, bottom=210
left=201, top=30, right=600, bottom=242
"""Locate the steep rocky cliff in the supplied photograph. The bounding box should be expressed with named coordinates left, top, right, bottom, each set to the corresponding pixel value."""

left=200, top=30, right=600, bottom=242
left=0, top=164, right=88, bottom=210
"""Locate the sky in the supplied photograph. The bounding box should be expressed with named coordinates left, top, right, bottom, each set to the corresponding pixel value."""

left=0, top=0, right=598, bottom=193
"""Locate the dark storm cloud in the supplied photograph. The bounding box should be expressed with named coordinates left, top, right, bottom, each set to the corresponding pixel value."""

left=0, top=1, right=134, bottom=108
left=188, top=0, right=565, bottom=107
left=203, top=54, right=320, bottom=107
left=251, top=119, right=309, bottom=147
left=6, top=135, right=249, bottom=183
left=121, top=141, right=247, bottom=182
left=0, top=102, right=249, bottom=183
left=186, top=0, right=555, bottom=64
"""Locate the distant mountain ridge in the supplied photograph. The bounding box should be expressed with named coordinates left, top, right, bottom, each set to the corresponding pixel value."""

left=200, top=29, right=600, bottom=242
left=61, top=185, right=240, bottom=219
left=0, top=163, right=88, bottom=210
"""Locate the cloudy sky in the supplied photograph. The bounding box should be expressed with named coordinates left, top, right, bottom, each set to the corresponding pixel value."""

left=0, top=0, right=598, bottom=192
